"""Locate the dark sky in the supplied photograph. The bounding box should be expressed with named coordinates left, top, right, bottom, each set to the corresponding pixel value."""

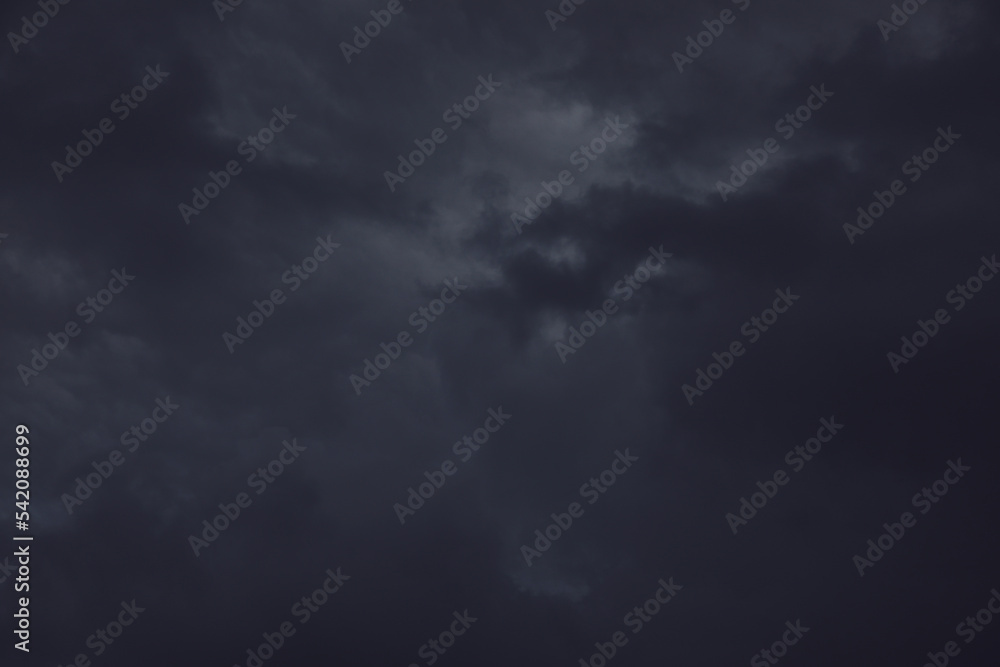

left=2, top=0, right=1000, bottom=665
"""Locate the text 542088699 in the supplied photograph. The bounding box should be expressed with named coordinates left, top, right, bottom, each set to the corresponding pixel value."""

left=13, top=424, right=33, bottom=653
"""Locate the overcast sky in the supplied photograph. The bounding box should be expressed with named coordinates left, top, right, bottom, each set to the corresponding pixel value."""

left=2, top=0, right=1000, bottom=665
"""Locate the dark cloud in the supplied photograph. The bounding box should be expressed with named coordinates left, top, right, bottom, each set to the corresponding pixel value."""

left=2, top=0, right=999, bottom=665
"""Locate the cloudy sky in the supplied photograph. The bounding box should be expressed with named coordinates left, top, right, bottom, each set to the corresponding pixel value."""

left=2, top=0, right=1000, bottom=664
